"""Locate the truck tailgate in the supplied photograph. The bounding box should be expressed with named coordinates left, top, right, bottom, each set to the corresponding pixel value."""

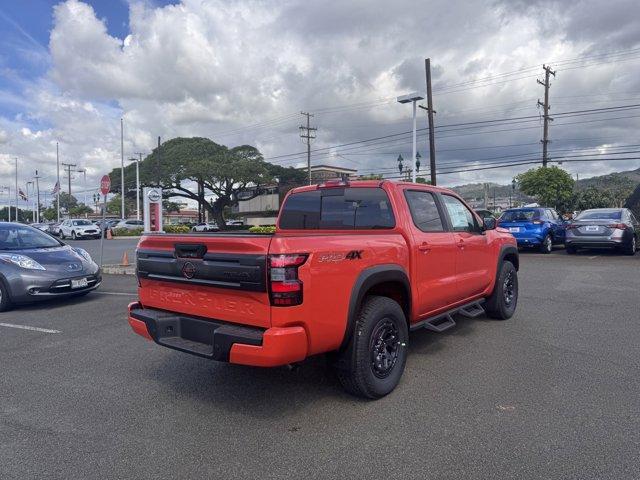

left=136, top=234, right=272, bottom=328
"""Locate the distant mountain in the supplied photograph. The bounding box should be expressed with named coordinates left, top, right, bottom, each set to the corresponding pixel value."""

left=450, top=167, right=640, bottom=201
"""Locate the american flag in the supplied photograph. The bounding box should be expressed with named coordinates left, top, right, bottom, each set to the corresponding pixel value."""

left=18, top=188, right=28, bottom=201
left=52, top=181, right=60, bottom=195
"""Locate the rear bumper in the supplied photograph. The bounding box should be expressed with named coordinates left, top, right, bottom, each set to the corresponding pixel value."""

left=127, top=303, right=307, bottom=367
left=514, top=235, right=544, bottom=246
left=565, top=238, right=623, bottom=248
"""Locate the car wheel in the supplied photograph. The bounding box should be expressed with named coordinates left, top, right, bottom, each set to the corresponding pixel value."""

left=485, top=261, right=518, bottom=320
left=539, top=234, right=552, bottom=254
left=335, top=296, right=408, bottom=399
left=566, top=244, right=577, bottom=254
left=0, top=278, right=12, bottom=312
left=623, top=235, right=637, bottom=256
left=71, top=231, right=77, bottom=240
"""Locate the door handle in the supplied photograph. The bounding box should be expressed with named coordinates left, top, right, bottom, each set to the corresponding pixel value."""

left=418, top=242, right=431, bottom=252
left=457, top=238, right=465, bottom=249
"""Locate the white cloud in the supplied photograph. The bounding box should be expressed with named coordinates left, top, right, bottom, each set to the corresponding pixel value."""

left=0, top=0, right=639, bottom=207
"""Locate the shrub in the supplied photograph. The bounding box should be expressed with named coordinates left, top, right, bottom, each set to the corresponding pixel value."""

left=248, top=225, right=276, bottom=234
left=112, top=227, right=144, bottom=236
left=164, top=224, right=191, bottom=234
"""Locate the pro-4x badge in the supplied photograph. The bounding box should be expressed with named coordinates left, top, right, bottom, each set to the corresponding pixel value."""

left=345, top=250, right=363, bottom=260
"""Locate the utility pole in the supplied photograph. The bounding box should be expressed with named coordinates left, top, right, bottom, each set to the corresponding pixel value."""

left=537, top=65, right=555, bottom=167
left=121, top=118, right=125, bottom=219
left=132, top=152, right=144, bottom=221
left=424, top=58, right=437, bottom=185
left=14, top=158, right=18, bottom=222
left=26, top=181, right=34, bottom=222
left=34, top=170, right=41, bottom=223
left=299, top=112, right=316, bottom=185
left=56, top=142, right=60, bottom=222
left=62, top=162, right=77, bottom=214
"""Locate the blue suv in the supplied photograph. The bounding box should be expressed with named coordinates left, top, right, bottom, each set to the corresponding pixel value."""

left=498, top=207, right=566, bottom=253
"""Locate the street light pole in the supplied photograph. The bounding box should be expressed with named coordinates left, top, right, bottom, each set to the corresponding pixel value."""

left=26, top=181, right=34, bottom=222
left=397, top=92, right=424, bottom=183
left=121, top=118, right=125, bottom=220
left=128, top=156, right=141, bottom=221
left=34, top=170, right=41, bottom=223
left=77, top=169, right=87, bottom=207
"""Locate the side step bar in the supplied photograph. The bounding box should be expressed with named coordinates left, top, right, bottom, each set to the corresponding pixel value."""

left=410, top=300, right=485, bottom=333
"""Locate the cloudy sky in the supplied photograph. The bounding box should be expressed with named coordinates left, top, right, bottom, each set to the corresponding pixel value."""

left=1, top=0, right=639, bottom=208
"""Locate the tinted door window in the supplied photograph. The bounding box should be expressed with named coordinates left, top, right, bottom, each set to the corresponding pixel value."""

left=442, top=195, right=477, bottom=233
left=279, top=188, right=395, bottom=230
left=404, top=190, right=444, bottom=232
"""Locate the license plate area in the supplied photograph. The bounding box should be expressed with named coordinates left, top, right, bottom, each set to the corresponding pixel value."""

left=509, top=227, right=521, bottom=233
left=71, top=278, right=89, bottom=289
left=585, top=226, right=599, bottom=232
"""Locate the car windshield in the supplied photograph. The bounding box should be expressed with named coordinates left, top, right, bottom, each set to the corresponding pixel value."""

left=0, top=224, right=61, bottom=250
left=576, top=210, right=622, bottom=220
left=499, top=209, right=540, bottom=222
left=72, top=220, right=93, bottom=226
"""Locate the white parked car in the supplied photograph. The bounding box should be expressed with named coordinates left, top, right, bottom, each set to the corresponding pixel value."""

left=113, top=219, right=144, bottom=231
left=225, top=220, right=244, bottom=226
left=191, top=222, right=218, bottom=232
left=59, top=219, right=101, bottom=240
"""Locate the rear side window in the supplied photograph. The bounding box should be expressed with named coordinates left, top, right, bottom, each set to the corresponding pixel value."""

left=404, top=190, right=444, bottom=232
left=279, top=187, right=395, bottom=230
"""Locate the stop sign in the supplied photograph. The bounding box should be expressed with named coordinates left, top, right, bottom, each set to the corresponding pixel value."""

left=100, top=175, right=111, bottom=195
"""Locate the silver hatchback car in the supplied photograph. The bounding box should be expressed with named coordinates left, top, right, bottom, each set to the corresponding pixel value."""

left=565, top=208, right=639, bottom=255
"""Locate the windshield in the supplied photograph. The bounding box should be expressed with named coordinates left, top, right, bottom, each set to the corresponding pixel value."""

left=576, top=210, right=622, bottom=220
left=499, top=209, right=540, bottom=222
left=72, top=220, right=93, bottom=226
left=0, top=224, right=61, bottom=250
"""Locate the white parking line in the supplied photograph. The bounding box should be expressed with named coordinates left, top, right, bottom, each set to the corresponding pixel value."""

left=94, top=291, right=137, bottom=296
left=0, top=323, right=61, bottom=334
left=588, top=255, right=599, bottom=259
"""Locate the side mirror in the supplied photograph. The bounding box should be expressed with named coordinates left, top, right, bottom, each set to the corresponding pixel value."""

left=483, top=217, right=497, bottom=230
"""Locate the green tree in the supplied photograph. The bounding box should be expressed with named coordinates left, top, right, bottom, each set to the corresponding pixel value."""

left=141, top=138, right=271, bottom=229
left=516, top=166, right=575, bottom=211
left=52, top=192, right=78, bottom=213
left=359, top=174, right=384, bottom=180
left=163, top=200, right=182, bottom=213
left=69, top=204, right=93, bottom=217
left=41, top=207, right=57, bottom=221
left=602, top=174, right=635, bottom=207
left=106, top=194, right=136, bottom=217
left=573, top=186, right=613, bottom=210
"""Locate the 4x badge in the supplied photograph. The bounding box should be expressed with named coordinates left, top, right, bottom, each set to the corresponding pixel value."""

left=318, top=250, right=364, bottom=262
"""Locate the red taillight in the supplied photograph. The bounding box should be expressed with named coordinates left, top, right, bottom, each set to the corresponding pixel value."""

left=608, top=223, right=627, bottom=230
left=318, top=179, right=349, bottom=188
left=269, top=254, right=308, bottom=306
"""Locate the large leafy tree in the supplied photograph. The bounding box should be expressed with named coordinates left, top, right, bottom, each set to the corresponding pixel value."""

left=516, top=166, right=575, bottom=211
left=140, top=137, right=271, bottom=228
left=573, top=186, right=613, bottom=210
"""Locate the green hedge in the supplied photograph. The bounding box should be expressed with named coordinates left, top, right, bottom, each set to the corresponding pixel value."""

left=248, top=225, right=276, bottom=234
left=112, top=227, right=144, bottom=236
left=164, top=225, right=191, bottom=234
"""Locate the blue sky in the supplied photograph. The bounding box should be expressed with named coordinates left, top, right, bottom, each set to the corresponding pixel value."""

left=0, top=1, right=175, bottom=122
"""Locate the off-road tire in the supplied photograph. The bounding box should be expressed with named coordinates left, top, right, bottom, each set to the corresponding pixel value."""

left=336, top=296, right=408, bottom=399
left=0, top=278, right=12, bottom=312
left=539, top=234, right=552, bottom=254
left=485, top=261, right=518, bottom=320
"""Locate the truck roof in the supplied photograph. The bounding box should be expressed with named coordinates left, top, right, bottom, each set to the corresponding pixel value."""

left=287, top=179, right=453, bottom=195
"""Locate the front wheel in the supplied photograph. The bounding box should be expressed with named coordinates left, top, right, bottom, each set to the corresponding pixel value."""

left=0, top=279, right=12, bottom=312
left=539, top=234, right=552, bottom=254
left=335, top=296, right=408, bottom=399
left=71, top=231, right=77, bottom=240
left=485, top=261, right=518, bottom=320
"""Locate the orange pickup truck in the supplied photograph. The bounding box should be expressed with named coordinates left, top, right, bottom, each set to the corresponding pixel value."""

left=128, top=180, right=518, bottom=398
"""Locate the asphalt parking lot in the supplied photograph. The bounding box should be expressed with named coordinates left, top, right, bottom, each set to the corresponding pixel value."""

left=1, top=250, right=639, bottom=479
left=63, top=237, right=139, bottom=265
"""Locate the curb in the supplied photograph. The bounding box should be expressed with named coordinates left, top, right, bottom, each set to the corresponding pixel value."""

left=102, top=264, right=136, bottom=275
left=109, top=236, right=142, bottom=240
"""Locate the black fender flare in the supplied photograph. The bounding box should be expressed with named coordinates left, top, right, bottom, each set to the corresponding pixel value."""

left=491, top=244, right=519, bottom=294
left=340, top=264, right=411, bottom=351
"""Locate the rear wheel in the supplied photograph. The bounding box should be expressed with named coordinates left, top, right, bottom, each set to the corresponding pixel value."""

left=485, top=261, right=518, bottom=320
left=335, top=296, right=408, bottom=399
left=539, top=234, right=552, bottom=254
left=623, top=235, right=637, bottom=256
left=0, top=279, right=12, bottom=312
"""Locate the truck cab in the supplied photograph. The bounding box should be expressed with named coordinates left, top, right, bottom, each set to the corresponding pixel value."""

left=128, top=180, right=518, bottom=398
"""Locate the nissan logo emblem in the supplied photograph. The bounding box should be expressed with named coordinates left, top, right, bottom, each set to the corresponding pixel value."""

left=182, top=261, right=196, bottom=279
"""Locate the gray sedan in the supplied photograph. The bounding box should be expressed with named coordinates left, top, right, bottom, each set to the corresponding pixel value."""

left=565, top=208, right=639, bottom=255
left=0, top=222, right=101, bottom=311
